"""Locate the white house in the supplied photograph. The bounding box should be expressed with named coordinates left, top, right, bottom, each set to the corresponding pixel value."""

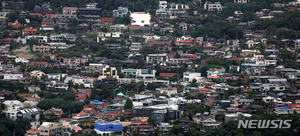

left=204, top=2, right=223, bottom=11
left=3, top=100, right=23, bottom=120
left=146, top=53, right=168, bottom=64
left=26, top=35, right=48, bottom=43
left=159, top=1, right=168, bottom=9
left=130, top=12, right=151, bottom=26
left=183, top=72, right=202, bottom=82
left=3, top=73, right=23, bottom=81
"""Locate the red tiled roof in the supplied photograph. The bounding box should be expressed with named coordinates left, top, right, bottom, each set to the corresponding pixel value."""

left=159, top=73, right=176, bottom=77
left=87, top=123, right=95, bottom=126
left=101, top=17, right=115, bottom=23
left=199, top=88, right=212, bottom=91
left=27, top=129, right=39, bottom=133
left=22, top=28, right=37, bottom=32
left=209, top=76, right=219, bottom=78
left=197, top=91, right=205, bottom=94
left=73, top=126, right=82, bottom=131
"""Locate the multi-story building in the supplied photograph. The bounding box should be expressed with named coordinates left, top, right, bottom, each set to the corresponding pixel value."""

left=204, top=2, right=223, bottom=11
left=113, top=6, right=128, bottom=17
left=147, top=41, right=172, bottom=51
left=123, top=69, right=156, bottom=79
left=78, top=3, right=102, bottom=19
left=130, top=12, right=151, bottom=26
left=146, top=53, right=168, bottom=64
left=30, top=70, right=45, bottom=80
left=62, top=7, right=78, bottom=15
left=94, top=122, right=122, bottom=135
left=32, top=45, right=51, bottom=53
left=26, top=35, right=48, bottom=43
left=3, top=73, right=24, bottom=81
left=183, top=72, right=202, bottom=82
left=41, top=18, right=55, bottom=28
left=38, top=122, right=64, bottom=136
left=157, top=123, right=172, bottom=134
left=22, top=28, right=37, bottom=36
left=3, top=100, right=23, bottom=120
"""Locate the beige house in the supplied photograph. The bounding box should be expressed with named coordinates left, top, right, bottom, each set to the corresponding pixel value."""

left=32, top=45, right=51, bottom=53
left=38, top=122, right=63, bottom=136
left=30, top=70, right=45, bottom=80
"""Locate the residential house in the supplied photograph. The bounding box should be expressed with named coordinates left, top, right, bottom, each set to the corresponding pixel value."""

left=183, top=72, right=202, bottom=82
left=45, top=107, right=64, bottom=119
left=200, top=118, right=221, bottom=130
left=147, top=40, right=172, bottom=51
left=29, top=61, right=50, bottom=67
left=30, top=70, right=45, bottom=80
left=72, top=88, right=92, bottom=102
left=73, top=107, right=97, bottom=120
left=78, top=3, right=102, bottom=20
left=69, top=75, right=94, bottom=88
left=113, top=7, right=128, bottom=17
left=111, top=24, right=128, bottom=31
left=38, top=122, right=64, bottom=136
left=47, top=73, right=66, bottom=81
left=25, top=129, right=39, bottom=136
left=234, top=0, right=249, bottom=3
left=157, top=123, right=172, bottom=134
left=159, top=1, right=168, bottom=9
left=97, top=66, right=121, bottom=79
left=175, top=40, right=195, bottom=47
left=225, top=112, right=252, bottom=122
left=94, top=122, right=122, bottom=134
left=130, top=12, right=151, bottom=26
left=62, top=7, right=78, bottom=15
left=26, top=35, right=48, bottom=43
left=274, top=106, right=294, bottom=115
left=133, top=125, right=155, bottom=135
left=267, top=78, right=288, bottom=87
left=41, top=18, right=55, bottom=28
left=146, top=53, right=168, bottom=64
left=204, top=2, right=223, bottom=11
left=3, top=71, right=23, bottom=80
left=32, top=45, right=51, bottom=53
left=156, top=87, right=177, bottom=97
left=2, top=100, right=23, bottom=120
left=129, top=43, right=143, bottom=51
left=16, top=108, right=40, bottom=129
left=22, top=28, right=37, bottom=36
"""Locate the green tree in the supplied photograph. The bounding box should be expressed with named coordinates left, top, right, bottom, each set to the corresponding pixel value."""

left=124, top=98, right=133, bottom=110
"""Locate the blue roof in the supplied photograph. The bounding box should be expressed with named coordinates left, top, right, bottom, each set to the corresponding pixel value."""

left=275, top=106, right=292, bottom=110
left=90, top=100, right=104, bottom=104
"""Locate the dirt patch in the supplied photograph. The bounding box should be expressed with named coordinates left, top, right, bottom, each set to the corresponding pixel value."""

left=13, top=45, right=31, bottom=53
left=21, top=93, right=40, bottom=102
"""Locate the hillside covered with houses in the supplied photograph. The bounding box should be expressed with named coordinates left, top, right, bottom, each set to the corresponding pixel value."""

left=0, top=0, right=300, bottom=136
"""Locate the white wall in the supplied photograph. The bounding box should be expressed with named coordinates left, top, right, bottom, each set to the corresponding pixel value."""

left=130, top=12, right=151, bottom=26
